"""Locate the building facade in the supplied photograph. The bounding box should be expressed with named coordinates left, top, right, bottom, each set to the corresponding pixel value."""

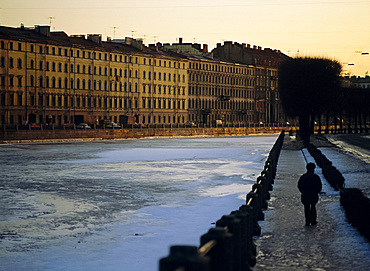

left=164, top=40, right=255, bottom=126
left=0, top=25, right=188, bottom=127
left=1, top=25, right=289, bottom=128
left=212, top=41, right=289, bottom=125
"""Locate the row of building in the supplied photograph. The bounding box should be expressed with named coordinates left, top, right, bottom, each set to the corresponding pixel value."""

left=0, top=24, right=289, bottom=127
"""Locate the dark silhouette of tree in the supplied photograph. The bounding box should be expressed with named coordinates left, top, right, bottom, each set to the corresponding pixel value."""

left=278, top=57, right=342, bottom=143
left=341, top=87, right=370, bottom=133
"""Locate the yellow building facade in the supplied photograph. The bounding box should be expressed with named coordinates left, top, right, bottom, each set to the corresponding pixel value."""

left=0, top=25, right=188, bottom=127
left=187, top=58, right=255, bottom=126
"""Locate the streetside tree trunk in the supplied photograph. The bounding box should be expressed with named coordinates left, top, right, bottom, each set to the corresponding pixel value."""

left=299, top=113, right=310, bottom=145
left=348, top=112, right=352, bottom=134
left=325, top=111, right=330, bottom=134
left=310, top=111, right=316, bottom=135
left=318, top=114, right=322, bottom=134
left=333, top=113, right=338, bottom=134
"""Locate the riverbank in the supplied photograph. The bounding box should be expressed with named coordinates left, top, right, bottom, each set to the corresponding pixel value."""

left=0, top=126, right=291, bottom=144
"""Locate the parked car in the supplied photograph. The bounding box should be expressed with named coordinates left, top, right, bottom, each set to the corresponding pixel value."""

left=76, top=123, right=91, bottom=129
left=106, top=122, right=121, bottom=129
left=185, top=122, right=197, bottom=127
left=133, top=123, right=146, bottom=128
left=29, top=123, right=40, bottom=129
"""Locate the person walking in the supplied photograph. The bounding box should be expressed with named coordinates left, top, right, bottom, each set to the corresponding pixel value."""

left=298, top=162, right=322, bottom=226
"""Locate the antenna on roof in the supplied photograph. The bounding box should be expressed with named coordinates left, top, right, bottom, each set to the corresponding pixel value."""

left=112, top=26, right=118, bottom=39
left=49, top=17, right=55, bottom=28
left=130, top=30, right=136, bottom=38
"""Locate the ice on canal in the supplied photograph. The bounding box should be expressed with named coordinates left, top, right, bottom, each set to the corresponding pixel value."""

left=0, top=135, right=278, bottom=271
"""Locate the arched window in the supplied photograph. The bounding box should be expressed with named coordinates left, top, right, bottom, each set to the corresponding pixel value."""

left=58, top=77, right=62, bottom=88
left=64, top=78, right=68, bottom=89
left=52, top=77, right=56, bottom=88
left=39, top=76, right=43, bottom=87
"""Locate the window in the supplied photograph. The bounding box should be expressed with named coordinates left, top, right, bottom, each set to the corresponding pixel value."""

left=9, top=58, right=14, bottom=68
left=30, top=75, right=34, bottom=87
left=18, top=76, right=22, bottom=87
left=17, top=58, right=22, bottom=69
left=17, top=94, right=22, bottom=105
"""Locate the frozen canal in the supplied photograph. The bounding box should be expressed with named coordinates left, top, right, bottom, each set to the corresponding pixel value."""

left=0, top=135, right=278, bottom=271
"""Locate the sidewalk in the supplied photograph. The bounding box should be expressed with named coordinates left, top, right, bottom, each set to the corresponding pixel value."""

left=253, top=135, right=370, bottom=270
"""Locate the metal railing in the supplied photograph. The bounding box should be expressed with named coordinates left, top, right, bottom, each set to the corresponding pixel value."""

left=159, top=131, right=285, bottom=271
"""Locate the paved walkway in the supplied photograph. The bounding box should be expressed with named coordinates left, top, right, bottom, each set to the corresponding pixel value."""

left=253, top=135, right=370, bottom=270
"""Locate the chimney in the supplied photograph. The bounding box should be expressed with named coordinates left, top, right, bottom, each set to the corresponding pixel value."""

left=179, top=37, right=183, bottom=44
left=247, top=44, right=251, bottom=49
left=253, top=45, right=257, bottom=49
left=35, top=25, right=50, bottom=37
left=203, top=44, right=208, bottom=53
left=87, top=34, right=102, bottom=44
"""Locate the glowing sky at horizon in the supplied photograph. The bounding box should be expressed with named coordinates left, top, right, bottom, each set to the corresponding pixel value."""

left=1, top=0, right=369, bottom=76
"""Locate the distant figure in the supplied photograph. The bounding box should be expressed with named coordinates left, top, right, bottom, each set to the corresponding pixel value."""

left=298, top=163, right=322, bottom=226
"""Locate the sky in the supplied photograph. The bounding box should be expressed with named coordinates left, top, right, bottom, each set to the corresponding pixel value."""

left=1, top=0, right=369, bottom=76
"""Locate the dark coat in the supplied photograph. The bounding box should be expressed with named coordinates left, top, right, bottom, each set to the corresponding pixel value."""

left=298, top=172, right=322, bottom=204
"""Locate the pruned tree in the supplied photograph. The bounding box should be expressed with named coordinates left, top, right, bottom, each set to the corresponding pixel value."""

left=278, top=57, right=342, bottom=143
